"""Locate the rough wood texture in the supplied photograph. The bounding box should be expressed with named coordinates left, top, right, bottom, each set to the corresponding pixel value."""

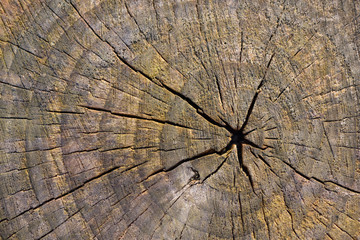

left=1, top=0, right=359, bottom=239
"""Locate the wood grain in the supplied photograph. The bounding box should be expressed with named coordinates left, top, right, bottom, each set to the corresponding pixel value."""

left=0, top=0, right=359, bottom=239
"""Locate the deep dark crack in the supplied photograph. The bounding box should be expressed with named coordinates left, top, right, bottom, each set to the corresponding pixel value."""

left=224, top=55, right=275, bottom=187
left=219, top=58, right=275, bottom=187
left=222, top=125, right=266, bottom=191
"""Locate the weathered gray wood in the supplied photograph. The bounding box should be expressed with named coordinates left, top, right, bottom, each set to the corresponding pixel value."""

left=0, top=0, right=359, bottom=239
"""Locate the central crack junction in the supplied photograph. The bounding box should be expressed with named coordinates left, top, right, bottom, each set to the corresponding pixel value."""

left=139, top=55, right=275, bottom=184
left=216, top=118, right=267, bottom=190
left=221, top=126, right=266, bottom=167
left=218, top=54, right=276, bottom=187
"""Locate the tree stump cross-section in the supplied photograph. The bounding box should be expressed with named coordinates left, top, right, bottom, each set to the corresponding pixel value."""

left=0, top=0, right=359, bottom=239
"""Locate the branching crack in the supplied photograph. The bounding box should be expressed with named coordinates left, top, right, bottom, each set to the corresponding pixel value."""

left=215, top=53, right=275, bottom=191
left=141, top=147, right=231, bottom=182
left=67, top=0, right=278, bottom=193
left=69, top=0, right=230, bottom=133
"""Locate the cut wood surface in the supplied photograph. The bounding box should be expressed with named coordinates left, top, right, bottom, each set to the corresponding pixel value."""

left=0, top=0, right=359, bottom=239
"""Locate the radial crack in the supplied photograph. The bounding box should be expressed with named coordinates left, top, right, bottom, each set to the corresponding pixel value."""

left=239, top=148, right=255, bottom=192
left=202, top=155, right=229, bottom=183
left=239, top=53, right=275, bottom=132
left=142, top=145, right=233, bottom=183
left=262, top=153, right=360, bottom=194
left=158, top=81, right=232, bottom=131
left=9, top=165, right=122, bottom=220
left=70, top=0, right=230, bottom=133
left=80, top=105, right=199, bottom=131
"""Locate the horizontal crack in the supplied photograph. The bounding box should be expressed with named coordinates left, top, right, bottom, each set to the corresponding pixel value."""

left=141, top=146, right=232, bottom=182
left=80, top=105, right=199, bottom=131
